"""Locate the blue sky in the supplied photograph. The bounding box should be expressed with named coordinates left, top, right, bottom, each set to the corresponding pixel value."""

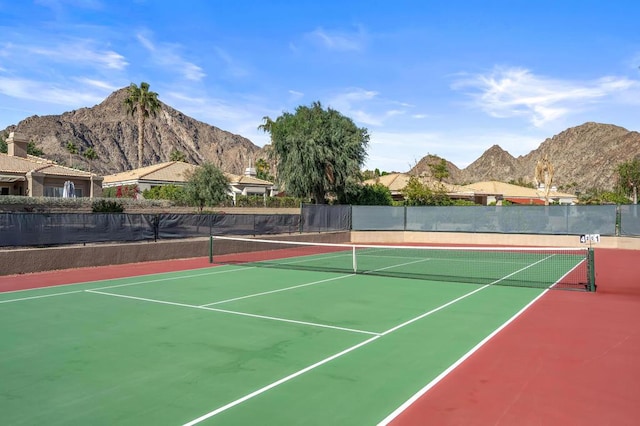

left=1, top=0, right=639, bottom=172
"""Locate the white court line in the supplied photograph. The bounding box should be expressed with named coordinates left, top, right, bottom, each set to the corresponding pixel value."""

left=0, top=289, right=84, bottom=304
left=0, top=266, right=254, bottom=304
left=180, top=255, right=555, bottom=426
left=85, top=290, right=380, bottom=336
left=182, top=335, right=382, bottom=426
left=200, top=274, right=356, bottom=307
left=361, top=257, right=433, bottom=273
left=376, top=287, right=551, bottom=425
left=201, top=256, right=431, bottom=307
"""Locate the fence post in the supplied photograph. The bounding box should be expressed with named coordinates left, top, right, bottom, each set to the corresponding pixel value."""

left=403, top=205, right=407, bottom=231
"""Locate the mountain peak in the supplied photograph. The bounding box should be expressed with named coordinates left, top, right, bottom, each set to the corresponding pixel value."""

left=3, top=88, right=262, bottom=175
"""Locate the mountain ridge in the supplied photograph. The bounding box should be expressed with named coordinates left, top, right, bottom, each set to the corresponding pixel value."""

left=4, top=87, right=263, bottom=175
left=410, top=122, right=640, bottom=191
left=3, top=88, right=639, bottom=192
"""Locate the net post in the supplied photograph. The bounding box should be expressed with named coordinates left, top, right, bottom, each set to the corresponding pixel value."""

left=352, top=245, right=357, bottom=273
left=587, top=248, right=596, bottom=292
left=209, top=235, right=214, bottom=264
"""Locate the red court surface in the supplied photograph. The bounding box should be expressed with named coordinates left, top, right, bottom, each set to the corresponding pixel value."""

left=1, top=248, right=639, bottom=425
left=391, top=248, right=640, bottom=426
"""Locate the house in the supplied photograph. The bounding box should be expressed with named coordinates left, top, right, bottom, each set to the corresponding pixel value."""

left=0, top=132, right=103, bottom=198
left=362, top=173, right=474, bottom=202
left=102, top=161, right=275, bottom=204
left=363, top=174, right=577, bottom=205
left=461, top=181, right=578, bottom=205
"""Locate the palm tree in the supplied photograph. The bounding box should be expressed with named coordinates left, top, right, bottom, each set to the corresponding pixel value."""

left=66, top=141, right=78, bottom=168
left=83, top=147, right=98, bottom=173
left=169, top=149, right=186, bottom=162
left=124, top=82, right=160, bottom=169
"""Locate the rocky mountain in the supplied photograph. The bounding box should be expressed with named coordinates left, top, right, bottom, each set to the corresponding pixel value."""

left=2, top=87, right=263, bottom=175
left=3, top=88, right=638, bottom=192
left=411, top=122, right=640, bottom=192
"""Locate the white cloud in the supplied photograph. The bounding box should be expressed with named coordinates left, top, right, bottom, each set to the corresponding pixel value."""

left=136, top=32, right=205, bottom=81
left=74, top=77, right=118, bottom=91
left=0, top=76, right=106, bottom=106
left=452, top=67, right=635, bottom=127
left=288, top=90, right=304, bottom=96
left=365, top=129, right=544, bottom=171
left=17, top=40, right=128, bottom=70
left=163, top=90, right=270, bottom=144
left=304, top=26, right=367, bottom=52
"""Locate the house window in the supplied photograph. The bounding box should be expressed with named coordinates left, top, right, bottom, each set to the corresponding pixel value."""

left=44, top=186, right=64, bottom=197
left=0, top=187, right=9, bottom=196
left=75, top=188, right=83, bottom=198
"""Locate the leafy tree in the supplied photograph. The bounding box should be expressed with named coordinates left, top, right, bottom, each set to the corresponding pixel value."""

left=115, top=184, right=139, bottom=199
left=170, top=149, right=187, bottom=162
left=83, top=147, right=98, bottom=172
left=183, top=163, right=230, bottom=211
left=0, top=135, right=6, bottom=153
left=259, top=101, right=369, bottom=204
left=124, top=82, right=160, bottom=169
left=27, top=141, right=44, bottom=156
left=402, top=176, right=453, bottom=206
left=143, top=184, right=185, bottom=202
left=66, top=141, right=78, bottom=167
left=578, top=188, right=630, bottom=205
left=361, top=169, right=376, bottom=181
left=255, top=158, right=274, bottom=181
left=338, top=182, right=393, bottom=205
left=615, top=159, right=640, bottom=204
left=429, top=158, right=450, bottom=182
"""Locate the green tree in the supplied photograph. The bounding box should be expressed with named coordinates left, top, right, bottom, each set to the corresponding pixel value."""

left=169, top=149, right=187, bottom=162
left=66, top=141, right=78, bottom=167
left=27, top=141, right=44, bottom=156
left=0, top=135, right=6, bottom=153
left=124, top=82, right=161, bottom=169
left=183, top=163, right=230, bottom=211
left=338, top=182, right=393, bottom=205
left=402, top=176, right=453, bottom=206
left=429, top=158, right=450, bottom=182
left=259, top=101, right=369, bottom=204
left=615, top=159, right=640, bottom=204
left=83, top=147, right=98, bottom=172
left=255, top=158, right=274, bottom=181
left=143, top=184, right=185, bottom=202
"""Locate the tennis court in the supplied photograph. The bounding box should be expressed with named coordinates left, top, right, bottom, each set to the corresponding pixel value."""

left=0, top=237, right=596, bottom=425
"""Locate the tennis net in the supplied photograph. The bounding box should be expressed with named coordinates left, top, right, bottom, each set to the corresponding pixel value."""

left=209, top=235, right=596, bottom=291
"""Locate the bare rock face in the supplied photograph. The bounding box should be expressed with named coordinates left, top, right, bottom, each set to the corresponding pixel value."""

left=408, top=154, right=464, bottom=183
left=3, top=89, right=639, bottom=194
left=412, top=122, right=640, bottom=192
left=4, top=87, right=263, bottom=175
left=461, top=145, right=521, bottom=184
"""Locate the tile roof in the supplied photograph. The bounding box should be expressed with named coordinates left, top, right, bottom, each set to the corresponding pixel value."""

left=0, top=152, right=95, bottom=178
left=102, top=161, right=198, bottom=184
left=461, top=181, right=576, bottom=199
left=363, top=173, right=470, bottom=194
left=102, top=161, right=274, bottom=186
left=226, top=174, right=273, bottom=186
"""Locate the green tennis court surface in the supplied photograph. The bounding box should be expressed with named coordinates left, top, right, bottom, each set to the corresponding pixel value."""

left=1, top=247, right=586, bottom=425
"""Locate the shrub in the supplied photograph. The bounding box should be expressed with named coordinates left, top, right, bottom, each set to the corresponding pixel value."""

left=91, top=199, right=124, bottom=213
